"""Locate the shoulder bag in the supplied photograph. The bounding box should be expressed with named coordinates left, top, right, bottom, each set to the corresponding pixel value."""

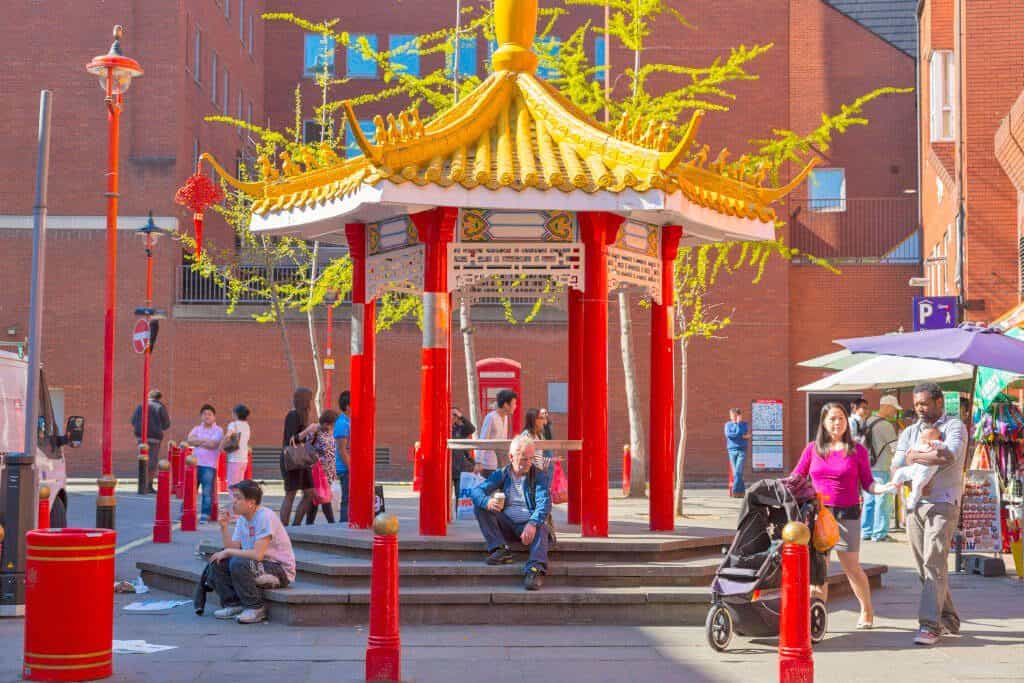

left=283, top=436, right=317, bottom=471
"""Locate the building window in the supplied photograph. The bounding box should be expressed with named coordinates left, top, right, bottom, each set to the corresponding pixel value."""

left=193, top=27, right=201, bottom=83
left=211, top=53, right=219, bottom=104
left=547, top=382, right=568, bottom=414
left=247, top=100, right=253, bottom=126
left=930, top=49, right=955, bottom=142
left=193, top=137, right=200, bottom=172
left=222, top=69, right=229, bottom=115
left=304, top=33, right=336, bottom=78
left=594, top=35, right=607, bottom=79
left=347, top=33, right=379, bottom=79
left=303, top=120, right=324, bottom=144
left=446, top=36, right=477, bottom=78
left=239, top=0, right=245, bottom=41
left=808, top=168, right=846, bottom=212
left=224, top=0, right=229, bottom=19
left=238, top=89, right=244, bottom=133
left=535, top=37, right=561, bottom=80
left=248, top=15, right=254, bottom=55
left=345, top=119, right=377, bottom=158
left=389, top=34, right=419, bottom=77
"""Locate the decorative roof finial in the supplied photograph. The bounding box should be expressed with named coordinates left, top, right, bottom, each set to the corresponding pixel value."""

left=491, top=0, right=538, bottom=74
left=109, top=25, right=125, bottom=56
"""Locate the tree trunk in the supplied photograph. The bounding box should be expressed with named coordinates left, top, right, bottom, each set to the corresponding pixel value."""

left=306, top=241, right=324, bottom=415
left=618, top=291, right=647, bottom=497
left=261, top=237, right=300, bottom=392
left=460, top=297, right=481, bottom=428
left=674, top=333, right=689, bottom=516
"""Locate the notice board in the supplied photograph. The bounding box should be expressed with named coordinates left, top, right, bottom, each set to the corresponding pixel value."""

left=751, top=399, right=784, bottom=471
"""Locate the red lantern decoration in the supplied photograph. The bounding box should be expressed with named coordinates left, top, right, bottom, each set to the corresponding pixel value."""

left=174, top=172, right=223, bottom=253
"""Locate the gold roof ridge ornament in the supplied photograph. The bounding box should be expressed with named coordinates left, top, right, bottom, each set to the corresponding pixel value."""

left=491, top=0, right=539, bottom=74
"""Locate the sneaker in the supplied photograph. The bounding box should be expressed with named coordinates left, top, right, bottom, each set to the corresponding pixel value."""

left=523, top=567, right=544, bottom=591
left=236, top=607, right=267, bottom=624
left=940, top=621, right=960, bottom=636
left=913, top=627, right=939, bottom=646
left=199, top=514, right=209, bottom=524
left=214, top=605, right=244, bottom=620
left=485, top=546, right=514, bottom=565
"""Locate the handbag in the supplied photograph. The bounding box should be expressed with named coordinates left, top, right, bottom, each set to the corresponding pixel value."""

left=283, top=437, right=317, bottom=471
left=812, top=493, right=841, bottom=553
left=223, top=431, right=240, bottom=454
left=550, top=459, right=569, bottom=505
left=312, top=461, right=331, bottom=505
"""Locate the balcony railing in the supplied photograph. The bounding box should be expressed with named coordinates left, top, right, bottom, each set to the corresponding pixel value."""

left=788, top=197, right=920, bottom=264
left=177, top=264, right=337, bottom=305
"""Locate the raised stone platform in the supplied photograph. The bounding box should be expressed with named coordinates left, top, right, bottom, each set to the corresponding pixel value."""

left=137, top=496, right=886, bottom=626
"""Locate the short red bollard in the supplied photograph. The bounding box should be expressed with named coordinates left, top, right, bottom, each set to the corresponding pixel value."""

left=217, top=450, right=227, bottom=493
left=244, top=448, right=253, bottom=481
left=622, top=444, right=631, bottom=496
left=169, top=442, right=182, bottom=500
left=153, top=460, right=172, bottom=543
left=412, top=441, right=422, bottom=492
left=174, top=442, right=188, bottom=500
left=181, top=454, right=198, bottom=532
left=779, top=521, right=814, bottom=683
left=36, top=486, right=50, bottom=530
left=23, top=528, right=116, bottom=681
left=209, top=479, right=219, bottom=523
left=366, top=513, right=401, bottom=682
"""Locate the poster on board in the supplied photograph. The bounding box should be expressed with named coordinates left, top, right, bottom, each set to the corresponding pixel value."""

left=751, top=399, right=784, bottom=471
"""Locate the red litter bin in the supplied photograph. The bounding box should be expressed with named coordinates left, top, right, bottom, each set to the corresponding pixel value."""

left=23, top=528, right=116, bottom=681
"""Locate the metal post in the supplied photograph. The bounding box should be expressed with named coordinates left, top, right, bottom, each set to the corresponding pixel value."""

left=779, top=521, right=814, bottom=682
left=365, top=514, right=401, bottom=682
left=567, top=288, right=583, bottom=525
left=138, top=232, right=155, bottom=494
left=0, top=91, right=52, bottom=617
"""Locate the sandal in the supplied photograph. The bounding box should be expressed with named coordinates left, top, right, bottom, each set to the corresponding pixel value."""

left=856, top=617, right=874, bottom=630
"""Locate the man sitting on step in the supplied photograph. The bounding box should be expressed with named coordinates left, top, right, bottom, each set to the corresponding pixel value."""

left=470, top=434, right=552, bottom=591
left=208, top=480, right=297, bottom=623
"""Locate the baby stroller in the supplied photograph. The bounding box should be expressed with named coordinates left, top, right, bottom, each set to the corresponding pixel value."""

left=705, top=478, right=828, bottom=651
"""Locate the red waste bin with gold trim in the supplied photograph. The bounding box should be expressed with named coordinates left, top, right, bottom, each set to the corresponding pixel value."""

left=23, top=528, right=116, bottom=681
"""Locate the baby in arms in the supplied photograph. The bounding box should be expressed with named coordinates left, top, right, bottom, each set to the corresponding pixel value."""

left=877, top=426, right=943, bottom=509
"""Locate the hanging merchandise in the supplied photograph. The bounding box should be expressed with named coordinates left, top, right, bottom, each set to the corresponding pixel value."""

left=971, top=400, right=1024, bottom=554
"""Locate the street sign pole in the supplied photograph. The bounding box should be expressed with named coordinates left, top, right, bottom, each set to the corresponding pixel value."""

left=1, top=91, right=52, bottom=617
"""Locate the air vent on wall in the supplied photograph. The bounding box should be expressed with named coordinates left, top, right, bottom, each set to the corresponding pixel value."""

left=375, top=447, right=390, bottom=465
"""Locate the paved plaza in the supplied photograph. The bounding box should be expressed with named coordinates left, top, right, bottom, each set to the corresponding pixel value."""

left=0, top=485, right=1020, bottom=682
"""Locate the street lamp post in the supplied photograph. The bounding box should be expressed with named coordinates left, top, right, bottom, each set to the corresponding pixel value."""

left=86, top=26, right=143, bottom=529
left=324, top=289, right=338, bottom=410
left=135, top=212, right=168, bottom=494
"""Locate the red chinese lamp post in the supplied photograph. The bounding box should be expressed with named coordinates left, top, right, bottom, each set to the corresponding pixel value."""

left=175, top=166, right=223, bottom=254
left=324, top=289, right=339, bottom=410
left=134, top=212, right=169, bottom=494
left=86, top=25, right=143, bottom=530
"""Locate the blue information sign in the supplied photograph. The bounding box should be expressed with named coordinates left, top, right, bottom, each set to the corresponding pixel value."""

left=913, top=296, right=958, bottom=331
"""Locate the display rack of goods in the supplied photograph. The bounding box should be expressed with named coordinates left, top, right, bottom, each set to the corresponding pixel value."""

left=961, top=471, right=1002, bottom=554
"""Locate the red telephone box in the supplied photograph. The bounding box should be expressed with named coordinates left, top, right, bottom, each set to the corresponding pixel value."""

left=476, top=358, right=522, bottom=432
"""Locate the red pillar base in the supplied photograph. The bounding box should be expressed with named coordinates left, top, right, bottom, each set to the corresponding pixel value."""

left=181, top=457, right=198, bottom=532
left=153, top=463, right=172, bottom=543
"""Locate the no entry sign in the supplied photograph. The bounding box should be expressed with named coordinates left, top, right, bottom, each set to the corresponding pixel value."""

left=132, top=319, right=150, bottom=354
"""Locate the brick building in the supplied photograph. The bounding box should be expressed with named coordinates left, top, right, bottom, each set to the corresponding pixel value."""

left=1, top=1, right=917, bottom=484
left=917, top=0, right=1024, bottom=325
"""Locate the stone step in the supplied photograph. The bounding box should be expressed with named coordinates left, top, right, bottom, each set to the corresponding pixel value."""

left=138, top=556, right=886, bottom=626
left=284, top=524, right=734, bottom=563
left=196, top=541, right=723, bottom=587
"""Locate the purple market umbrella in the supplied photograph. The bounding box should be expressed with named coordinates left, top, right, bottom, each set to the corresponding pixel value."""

left=835, top=323, right=1024, bottom=375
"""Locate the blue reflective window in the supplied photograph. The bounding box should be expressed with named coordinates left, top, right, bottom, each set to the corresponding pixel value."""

left=446, top=36, right=477, bottom=78
left=535, top=37, right=561, bottom=80
left=347, top=33, right=379, bottom=79
left=809, top=168, right=846, bottom=212
left=594, top=35, right=607, bottom=78
left=303, top=33, right=335, bottom=78
left=345, top=119, right=379, bottom=158
left=389, top=34, right=419, bottom=77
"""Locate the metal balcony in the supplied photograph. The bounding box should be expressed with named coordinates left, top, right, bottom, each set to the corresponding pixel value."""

left=788, top=197, right=920, bottom=264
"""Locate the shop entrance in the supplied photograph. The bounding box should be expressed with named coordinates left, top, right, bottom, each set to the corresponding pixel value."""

left=806, top=392, right=862, bottom=442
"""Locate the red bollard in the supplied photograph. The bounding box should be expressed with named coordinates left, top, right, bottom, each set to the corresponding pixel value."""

left=209, top=476, right=219, bottom=523
left=217, top=450, right=227, bottom=493
left=366, top=513, right=401, bottom=682
left=153, top=459, right=172, bottom=543
left=244, top=448, right=253, bottom=481
left=181, top=454, right=198, bottom=531
left=779, top=521, right=814, bottom=683
left=174, top=442, right=188, bottom=500
left=622, top=444, right=631, bottom=496
left=169, top=443, right=180, bottom=499
left=412, top=441, right=422, bottom=492
left=23, top=528, right=116, bottom=681
left=37, top=485, right=50, bottom=530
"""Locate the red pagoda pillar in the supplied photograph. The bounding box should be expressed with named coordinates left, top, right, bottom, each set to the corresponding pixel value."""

left=345, top=223, right=377, bottom=529
left=567, top=287, right=584, bottom=525
left=411, top=207, right=458, bottom=536
left=577, top=211, right=620, bottom=538
left=649, top=225, right=683, bottom=531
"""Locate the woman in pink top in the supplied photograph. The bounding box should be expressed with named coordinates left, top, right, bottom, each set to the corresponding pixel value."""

left=792, top=402, right=888, bottom=629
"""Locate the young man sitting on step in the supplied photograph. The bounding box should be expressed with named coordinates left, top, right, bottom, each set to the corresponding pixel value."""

left=208, top=480, right=297, bottom=623
left=470, top=434, right=553, bottom=591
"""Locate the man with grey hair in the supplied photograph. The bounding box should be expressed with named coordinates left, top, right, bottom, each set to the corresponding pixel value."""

left=891, top=382, right=967, bottom=646
left=470, top=434, right=552, bottom=590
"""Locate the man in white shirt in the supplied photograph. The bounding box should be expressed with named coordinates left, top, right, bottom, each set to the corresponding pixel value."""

left=475, top=390, right=518, bottom=476
left=209, top=480, right=296, bottom=624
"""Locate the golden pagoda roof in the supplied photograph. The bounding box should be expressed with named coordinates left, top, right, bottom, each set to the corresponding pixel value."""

left=203, top=0, right=815, bottom=227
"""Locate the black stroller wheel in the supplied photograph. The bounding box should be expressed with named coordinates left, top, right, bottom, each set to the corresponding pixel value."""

left=810, top=598, right=828, bottom=643
left=705, top=604, right=734, bottom=651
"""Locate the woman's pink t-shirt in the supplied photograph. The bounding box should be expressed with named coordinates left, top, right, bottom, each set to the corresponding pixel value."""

left=791, top=442, right=874, bottom=507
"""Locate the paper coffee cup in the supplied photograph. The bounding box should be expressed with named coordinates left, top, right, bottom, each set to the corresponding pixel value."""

left=493, top=492, right=506, bottom=510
